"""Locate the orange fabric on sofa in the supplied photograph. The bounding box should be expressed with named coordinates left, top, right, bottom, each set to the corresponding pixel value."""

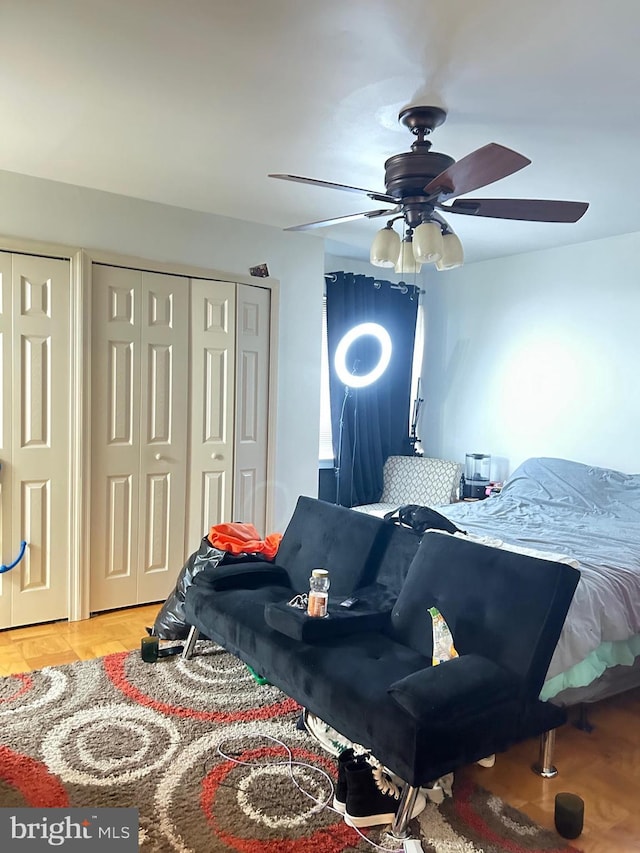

left=208, top=522, right=282, bottom=560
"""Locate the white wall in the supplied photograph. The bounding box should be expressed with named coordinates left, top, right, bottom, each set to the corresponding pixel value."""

left=0, top=169, right=325, bottom=531
left=419, top=232, right=640, bottom=480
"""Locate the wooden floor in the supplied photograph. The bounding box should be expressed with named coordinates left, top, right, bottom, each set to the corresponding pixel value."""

left=1, top=605, right=639, bottom=852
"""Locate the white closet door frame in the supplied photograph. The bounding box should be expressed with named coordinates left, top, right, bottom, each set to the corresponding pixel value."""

left=70, top=250, right=92, bottom=622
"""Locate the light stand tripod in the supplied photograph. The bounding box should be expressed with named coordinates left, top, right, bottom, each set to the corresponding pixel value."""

left=334, top=383, right=352, bottom=505
left=409, top=378, right=424, bottom=455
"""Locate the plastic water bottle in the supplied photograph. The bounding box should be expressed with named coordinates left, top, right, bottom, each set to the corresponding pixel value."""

left=307, top=569, right=330, bottom=618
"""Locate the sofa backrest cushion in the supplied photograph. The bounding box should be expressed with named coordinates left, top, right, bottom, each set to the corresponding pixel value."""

left=358, top=522, right=422, bottom=594
left=380, top=456, right=463, bottom=506
left=389, top=532, right=580, bottom=698
left=276, top=496, right=384, bottom=595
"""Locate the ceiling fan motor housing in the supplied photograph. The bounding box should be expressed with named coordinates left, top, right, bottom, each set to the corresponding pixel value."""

left=384, top=150, right=455, bottom=200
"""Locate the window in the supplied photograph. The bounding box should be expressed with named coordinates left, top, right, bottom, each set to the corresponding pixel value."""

left=319, top=292, right=424, bottom=462
left=409, top=298, right=425, bottom=447
left=319, top=296, right=334, bottom=462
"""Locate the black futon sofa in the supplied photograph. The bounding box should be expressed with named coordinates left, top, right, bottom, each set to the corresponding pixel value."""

left=182, top=495, right=579, bottom=838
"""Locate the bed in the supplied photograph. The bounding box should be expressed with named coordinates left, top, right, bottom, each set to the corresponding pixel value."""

left=438, top=456, right=640, bottom=707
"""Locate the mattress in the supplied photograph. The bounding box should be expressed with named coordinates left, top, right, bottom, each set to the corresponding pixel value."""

left=438, top=457, right=640, bottom=701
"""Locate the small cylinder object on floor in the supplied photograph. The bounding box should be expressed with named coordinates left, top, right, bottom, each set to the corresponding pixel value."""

left=554, top=792, right=584, bottom=839
left=141, top=636, right=159, bottom=663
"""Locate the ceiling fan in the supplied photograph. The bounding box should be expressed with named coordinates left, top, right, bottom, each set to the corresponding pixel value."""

left=269, top=106, right=589, bottom=272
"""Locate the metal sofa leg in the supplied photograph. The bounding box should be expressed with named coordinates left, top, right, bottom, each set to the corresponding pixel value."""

left=390, top=783, right=420, bottom=839
left=181, top=625, right=200, bottom=660
left=531, top=728, right=558, bottom=777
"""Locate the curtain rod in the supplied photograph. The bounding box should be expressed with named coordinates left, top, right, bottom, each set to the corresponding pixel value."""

left=324, top=272, right=424, bottom=294
left=376, top=281, right=426, bottom=295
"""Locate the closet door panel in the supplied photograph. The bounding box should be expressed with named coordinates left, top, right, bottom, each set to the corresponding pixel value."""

left=137, top=272, right=188, bottom=603
left=0, top=253, right=12, bottom=628
left=91, top=266, right=189, bottom=610
left=234, top=284, right=270, bottom=533
left=11, top=255, right=70, bottom=626
left=188, top=280, right=235, bottom=545
left=198, top=470, right=227, bottom=538
left=90, top=265, right=142, bottom=611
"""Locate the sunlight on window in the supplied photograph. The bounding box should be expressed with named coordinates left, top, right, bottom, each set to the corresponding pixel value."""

left=319, top=296, right=334, bottom=462
left=410, top=298, right=425, bottom=440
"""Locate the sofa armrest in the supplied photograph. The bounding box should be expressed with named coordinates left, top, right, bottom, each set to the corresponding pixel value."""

left=387, top=654, right=521, bottom=724
left=191, top=559, right=291, bottom=591
left=264, top=598, right=391, bottom=642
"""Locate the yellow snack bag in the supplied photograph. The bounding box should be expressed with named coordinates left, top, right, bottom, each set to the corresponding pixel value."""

left=429, top=606, right=459, bottom=666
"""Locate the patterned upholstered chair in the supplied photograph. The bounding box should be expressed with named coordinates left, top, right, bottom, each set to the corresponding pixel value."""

left=353, top=455, right=463, bottom=516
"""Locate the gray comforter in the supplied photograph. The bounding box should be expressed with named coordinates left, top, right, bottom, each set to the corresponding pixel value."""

left=440, top=457, right=640, bottom=679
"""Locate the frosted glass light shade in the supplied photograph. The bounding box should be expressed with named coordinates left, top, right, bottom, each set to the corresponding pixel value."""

left=370, top=226, right=400, bottom=267
left=435, top=233, right=464, bottom=270
left=413, top=221, right=443, bottom=263
left=395, top=239, right=422, bottom=274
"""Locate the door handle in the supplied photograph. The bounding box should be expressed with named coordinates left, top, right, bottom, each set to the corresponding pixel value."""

left=154, top=453, right=165, bottom=462
left=1, top=540, right=28, bottom=574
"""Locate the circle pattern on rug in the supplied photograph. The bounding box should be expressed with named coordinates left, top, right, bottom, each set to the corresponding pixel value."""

left=40, top=702, right=181, bottom=786
left=105, top=648, right=299, bottom=723
left=0, top=659, right=101, bottom=731
left=1, top=647, right=580, bottom=853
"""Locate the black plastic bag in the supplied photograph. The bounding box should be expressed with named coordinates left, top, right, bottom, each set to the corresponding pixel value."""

left=152, top=536, right=227, bottom=639
left=152, top=537, right=282, bottom=638
left=383, top=504, right=464, bottom=536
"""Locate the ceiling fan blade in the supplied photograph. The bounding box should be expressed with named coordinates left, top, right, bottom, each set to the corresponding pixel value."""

left=442, top=198, right=589, bottom=223
left=284, top=208, right=400, bottom=232
left=424, top=143, right=531, bottom=201
left=269, top=174, right=396, bottom=204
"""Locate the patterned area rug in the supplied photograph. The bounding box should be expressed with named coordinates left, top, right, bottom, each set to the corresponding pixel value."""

left=0, top=645, right=580, bottom=852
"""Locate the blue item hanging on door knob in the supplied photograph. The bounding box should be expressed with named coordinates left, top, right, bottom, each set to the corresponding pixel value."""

left=1, top=541, right=27, bottom=573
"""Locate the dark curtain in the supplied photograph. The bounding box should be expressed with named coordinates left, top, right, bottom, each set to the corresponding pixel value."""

left=326, top=271, right=419, bottom=506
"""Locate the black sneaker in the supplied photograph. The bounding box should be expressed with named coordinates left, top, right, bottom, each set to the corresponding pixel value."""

left=333, top=749, right=365, bottom=814
left=344, top=758, right=426, bottom=828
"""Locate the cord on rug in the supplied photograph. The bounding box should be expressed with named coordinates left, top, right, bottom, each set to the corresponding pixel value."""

left=216, top=732, right=411, bottom=852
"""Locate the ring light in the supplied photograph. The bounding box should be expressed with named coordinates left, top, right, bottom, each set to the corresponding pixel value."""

left=334, top=322, right=392, bottom=388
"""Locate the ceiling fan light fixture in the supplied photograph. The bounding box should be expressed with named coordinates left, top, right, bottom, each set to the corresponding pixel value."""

left=435, top=232, right=464, bottom=271
left=370, top=224, right=400, bottom=267
left=413, top=221, right=444, bottom=263
left=395, top=234, right=422, bottom=275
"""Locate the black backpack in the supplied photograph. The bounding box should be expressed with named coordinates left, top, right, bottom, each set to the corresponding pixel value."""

left=383, top=504, right=464, bottom=536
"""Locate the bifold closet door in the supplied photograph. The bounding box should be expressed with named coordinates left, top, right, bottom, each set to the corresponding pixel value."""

left=90, top=265, right=188, bottom=612
left=187, top=279, right=236, bottom=546
left=233, top=283, right=271, bottom=534
left=0, top=252, right=71, bottom=629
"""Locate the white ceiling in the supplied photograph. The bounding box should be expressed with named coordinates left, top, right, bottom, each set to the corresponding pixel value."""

left=2, top=0, right=639, bottom=264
